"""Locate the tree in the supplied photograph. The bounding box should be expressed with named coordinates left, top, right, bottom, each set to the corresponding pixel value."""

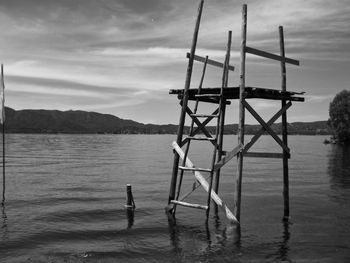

left=328, top=90, right=350, bottom=144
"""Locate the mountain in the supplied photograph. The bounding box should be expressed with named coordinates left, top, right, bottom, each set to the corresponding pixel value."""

left=1, top=107, right=331, bottom=135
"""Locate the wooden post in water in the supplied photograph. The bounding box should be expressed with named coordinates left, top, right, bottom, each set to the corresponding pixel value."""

left=1, top=64, right=5, bottom=207
left=279, top=26, right=290, bottom=220
left=125, top=184, right=135, bottom=209
left=214, top=31, right=232, bottom=211
left=168, top=0, right=204, bottom=207
left=234, top=4, right=247, bottom=222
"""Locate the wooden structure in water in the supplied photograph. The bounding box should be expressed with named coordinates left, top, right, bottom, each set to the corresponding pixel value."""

left=166, top=1, right=305, bottom=224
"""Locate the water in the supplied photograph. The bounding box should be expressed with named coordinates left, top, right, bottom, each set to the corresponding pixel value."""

left=0, top=134, right=349, bottom=262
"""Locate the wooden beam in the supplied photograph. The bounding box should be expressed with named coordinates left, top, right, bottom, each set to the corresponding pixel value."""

left=243, top=101, right=292, bottom=153
left=186, top=53, right=235, bottom=71
left=181, top=106, right=217, bottom=147
left=170, top=200, right=208, bottom=210
left=242, top=100, right=290, bottom=153
left=245, top=46, right=300, bottom=66
left=214, top=143, right=244, bottom=171
left=244, top=152, right=286, bottom=158
left=234, top=4, right=247, bottom=222
left=172, top=141, right=239, bottom=224
left=214, top=30, right=232, bottom=208
left=279, top=25, right=290, bottom=220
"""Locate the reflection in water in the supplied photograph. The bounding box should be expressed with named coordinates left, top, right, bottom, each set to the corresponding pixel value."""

left=328, top=145, right=350, bottom=203
left=276, top=221, right=291, bottom=261
left=167, top=214, right=242, bottom=261
left=1, top=205, right=8, bottom=241
left=125, top=208, right=135, bottom=229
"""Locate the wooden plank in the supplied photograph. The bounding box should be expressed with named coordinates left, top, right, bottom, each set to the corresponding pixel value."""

left=186, top=136, right=216, bottom=141
left=244, top=152, right=286, bottom=158
left=214, top=143, right=244, bottom=171
left=245, top=46, right=300, bottom=66
left=243, top=100, right=290, bottom=153
left=170, top=87, right=304, bottom=102
left=195, top=94, right=221, bottom=97
left=186, top=53, right=235, bottom=71
left=243, top=101, right=292, bottom=153
left=178, top=166, right=212, bottom=172
left=170, top=200, right=208, bottom=210
left=172, top=141, right=239, bottom=224
left=190, top=114, right=219, bottom=118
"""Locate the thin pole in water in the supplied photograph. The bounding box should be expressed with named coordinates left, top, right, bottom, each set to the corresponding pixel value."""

left=1, top=121, right=4, bottom=206
left=125, top=184, right=135, bottom=209
left=1, top=64, right=5, bottom=207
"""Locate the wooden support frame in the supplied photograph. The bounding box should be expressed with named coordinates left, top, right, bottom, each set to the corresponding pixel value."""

left=243, top=101, right=292, bottom=154
left=242, top=100, right=290, bottom=153
left=181, top=106, right=218, bottom=147
left=279, top=26, right=290, bottom=220
left=186, top=53, right=235, bottom=71
left=172, top=141, right=239, bottom=224
left=245, top=46, right=300, bottom=66
left=167, top=3, right=303, bottom=225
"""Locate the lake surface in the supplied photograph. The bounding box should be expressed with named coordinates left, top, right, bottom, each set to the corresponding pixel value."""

left=0, top=134, right=349, bottom=262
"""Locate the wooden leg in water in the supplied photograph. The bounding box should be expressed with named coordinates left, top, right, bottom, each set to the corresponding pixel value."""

left=234, top=153, right=243, bottom=222
left=279, top=26, right=290, bottom=221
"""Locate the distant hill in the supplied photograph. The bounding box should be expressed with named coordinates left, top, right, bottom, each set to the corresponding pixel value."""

left=1, top=107, right=331, bottom=135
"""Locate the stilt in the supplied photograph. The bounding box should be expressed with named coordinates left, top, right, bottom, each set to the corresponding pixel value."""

left=279, top=26, right=290, bottom=220
left=1, top=64, right=5, bottom=207
left=234, top=4, right=247, bottom=222
left=214, top=31, right=232, bottom=212
left=125, top=184, right=135, bottom=209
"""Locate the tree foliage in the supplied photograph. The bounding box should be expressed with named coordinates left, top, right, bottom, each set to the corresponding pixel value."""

left=328, top=90, right=350, bottom=144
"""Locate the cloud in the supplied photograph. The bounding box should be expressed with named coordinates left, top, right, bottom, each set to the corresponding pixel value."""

left=0, top=0, right=349, bottom=123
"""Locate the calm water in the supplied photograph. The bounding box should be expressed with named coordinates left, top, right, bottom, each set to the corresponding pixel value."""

left=0, top=134, right=349, bottom=262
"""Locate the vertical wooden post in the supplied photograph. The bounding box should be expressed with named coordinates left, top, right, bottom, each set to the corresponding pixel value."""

left=168, top=0, right=204, bottom=206
left=279, top=26, right=289, bottom=220
left=1, top=64, right=5, bottom=207
left=125, top=184, right=135, bottom=209
left=1, top=123, right=4, bottom=207
left=234, top=4, right=247, bottom=222
left=214, top=31, right=232, bottom=207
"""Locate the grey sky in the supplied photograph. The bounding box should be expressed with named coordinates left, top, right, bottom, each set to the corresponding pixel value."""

left=0, top=0, right=349, bottom=124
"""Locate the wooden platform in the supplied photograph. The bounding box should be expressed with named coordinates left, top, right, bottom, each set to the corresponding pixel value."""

left=170, top=86, right=305, bottom=104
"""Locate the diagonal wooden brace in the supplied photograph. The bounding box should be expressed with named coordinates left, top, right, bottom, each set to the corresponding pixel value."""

left=172, top=141, right=239, bottom=224
left=180, top=106, right=219, bottom=147
left=242, top=100, right=290, bottom=154
left=214, top=143, right=244, bottom=171
left=243, top=101, right=292, bottom=153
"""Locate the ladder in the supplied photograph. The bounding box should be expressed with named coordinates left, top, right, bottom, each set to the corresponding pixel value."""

left=168, top=30, right=238, bottom=224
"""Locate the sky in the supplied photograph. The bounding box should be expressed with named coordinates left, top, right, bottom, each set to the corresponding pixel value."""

left=0, top=0, right=349, bottom=124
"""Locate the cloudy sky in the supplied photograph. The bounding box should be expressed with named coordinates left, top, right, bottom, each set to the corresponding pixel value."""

left=0, top=0, right=349, bottom=124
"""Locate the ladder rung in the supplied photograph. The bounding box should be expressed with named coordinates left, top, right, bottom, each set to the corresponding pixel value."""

left=190, top=114, right=219, bottom=118
left=178, top=166, right=212, bottom=172
left=170, top=200, right=208, bottom=210
left=195, top=94, right=221, bottom=97
left=186, top=136, right=216, bottom=141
